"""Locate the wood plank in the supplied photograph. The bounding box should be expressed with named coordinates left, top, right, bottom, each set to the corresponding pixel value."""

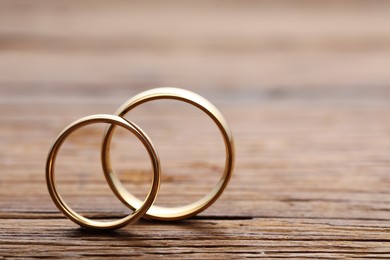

left=1, top=0, right=390, bottom=258
left=1, top=218, right=390, bottom=258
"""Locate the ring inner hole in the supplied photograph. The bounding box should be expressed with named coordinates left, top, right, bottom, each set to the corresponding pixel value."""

left=55, top=122, right=152, bottom=221
left=113, top=99, right=225, bottom=209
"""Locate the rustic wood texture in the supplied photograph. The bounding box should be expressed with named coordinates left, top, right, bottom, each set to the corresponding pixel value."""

left=1, top=0, right=390, bottom=258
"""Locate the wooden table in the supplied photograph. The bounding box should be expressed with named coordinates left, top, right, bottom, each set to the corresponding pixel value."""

left=1, top=1, right=390, bottom=258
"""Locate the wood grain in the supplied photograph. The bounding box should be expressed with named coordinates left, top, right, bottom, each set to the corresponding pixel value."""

left=1, top=0, right=390, bottom=258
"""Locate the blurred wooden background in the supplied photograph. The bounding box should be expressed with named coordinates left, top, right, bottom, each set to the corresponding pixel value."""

left=1, top=0, right=390, bottom=258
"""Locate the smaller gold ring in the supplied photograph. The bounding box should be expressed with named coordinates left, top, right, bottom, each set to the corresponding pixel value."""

left=102, top=88, right=235, bottom=221
left=46, top=114, right=160, bottom=230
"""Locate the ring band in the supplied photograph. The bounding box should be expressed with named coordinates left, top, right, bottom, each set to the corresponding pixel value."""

left=46, top=114, right=161, bottom=230
left=102, top=88, right=235, bottom=220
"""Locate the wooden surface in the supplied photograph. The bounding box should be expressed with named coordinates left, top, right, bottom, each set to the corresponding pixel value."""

left=1, top=0, right=390, bottom=258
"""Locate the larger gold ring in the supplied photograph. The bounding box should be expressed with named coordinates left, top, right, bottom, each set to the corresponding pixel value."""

left=102, top=88, right=235, bottom=220
left=46, top=114, right=161, bottom=230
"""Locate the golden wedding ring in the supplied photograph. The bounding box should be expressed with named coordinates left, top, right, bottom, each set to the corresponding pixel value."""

left=46, top=114, right=161, bottom=230
left=102, top=88, right=235, bottom=221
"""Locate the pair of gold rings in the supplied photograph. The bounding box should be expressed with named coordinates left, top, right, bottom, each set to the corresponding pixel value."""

left=46, top=88, right=235, bottom=230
